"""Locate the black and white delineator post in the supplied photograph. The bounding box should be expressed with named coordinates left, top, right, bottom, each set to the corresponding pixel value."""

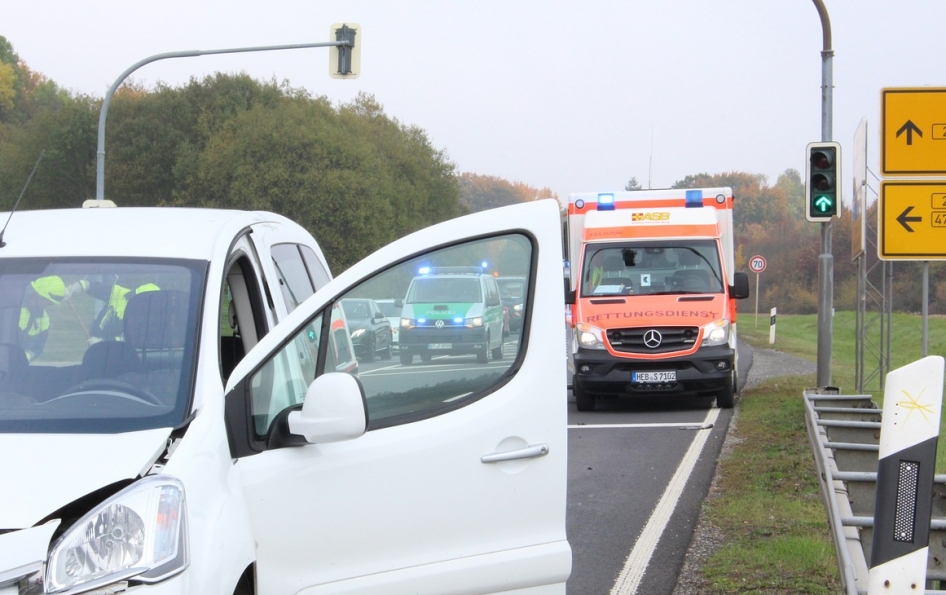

left=869, top=356, right=945, bottom=594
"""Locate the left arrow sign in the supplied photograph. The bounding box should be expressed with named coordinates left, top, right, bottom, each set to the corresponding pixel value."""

left=897, top=206, right=922, bottom=232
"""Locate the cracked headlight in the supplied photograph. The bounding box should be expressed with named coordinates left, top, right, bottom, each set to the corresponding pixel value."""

left=46, top=476, right=188, bottom=594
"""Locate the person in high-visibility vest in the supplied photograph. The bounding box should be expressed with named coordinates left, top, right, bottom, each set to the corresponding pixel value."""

left=19, top=275, right=67, bottom=362
left=71, top=280, right=160, bottom=342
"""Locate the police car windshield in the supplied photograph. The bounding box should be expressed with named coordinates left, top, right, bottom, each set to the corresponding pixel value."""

left=407, top=277, right=482, bottom=303
left=0, top=258, right=206, bottom=434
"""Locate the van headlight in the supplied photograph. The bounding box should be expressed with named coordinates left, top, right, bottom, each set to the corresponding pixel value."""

left=46, top=476, right=188, bottom=593
left=576, top=323, right=607, bottom=350
left=701, top=319, right=730, bottom=347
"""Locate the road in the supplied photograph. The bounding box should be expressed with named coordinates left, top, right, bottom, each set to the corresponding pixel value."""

left=356, top=337, right=753, bottom=595
left=566, top=341, right=753, bottom=595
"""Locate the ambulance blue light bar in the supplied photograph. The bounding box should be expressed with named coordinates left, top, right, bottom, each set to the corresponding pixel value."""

left=685, top=190, right=704, bottom=208
left=596, top=193, right=615, bottom=211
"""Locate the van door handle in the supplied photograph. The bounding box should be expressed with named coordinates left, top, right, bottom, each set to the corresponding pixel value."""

left=481, top=444, right=549, bottom=463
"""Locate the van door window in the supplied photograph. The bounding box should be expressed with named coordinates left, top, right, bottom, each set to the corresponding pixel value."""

left=271, top=244, right=316, bottom=313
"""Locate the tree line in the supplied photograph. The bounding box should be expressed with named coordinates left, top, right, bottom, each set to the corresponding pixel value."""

left=2, top=35, right=940, bottom=313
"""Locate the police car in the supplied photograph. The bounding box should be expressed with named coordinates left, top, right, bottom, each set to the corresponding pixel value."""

left=398, top=266, right=506, bottom=365
left=0, top=200, right=569, bottom=595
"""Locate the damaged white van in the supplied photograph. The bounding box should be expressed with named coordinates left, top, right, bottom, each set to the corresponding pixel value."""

left=0, top=199, right=570, bottom=595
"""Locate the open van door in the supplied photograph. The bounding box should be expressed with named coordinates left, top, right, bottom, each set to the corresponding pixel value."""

left=224, top=199, right=571, bottom=594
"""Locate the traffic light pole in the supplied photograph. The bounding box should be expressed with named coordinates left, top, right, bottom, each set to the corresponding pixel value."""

left=813, top=0, right=834, bottom=388
left=95, top=38, right=352, bottom=201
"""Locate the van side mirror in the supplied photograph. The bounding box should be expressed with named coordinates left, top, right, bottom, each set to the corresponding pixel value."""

left=731, top=272, right=750, bottom=300
left=394, top=298, right=403, bottom=308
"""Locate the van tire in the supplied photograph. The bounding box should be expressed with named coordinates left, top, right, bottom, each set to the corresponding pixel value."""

left=716, top=372, right=735, bottom=408
left=574, top=381, right=595, bottom=411
left=491, top=340, right=504, bottom=360
left=400, top=352, right=413, bottom=365
left=477, top=334, right=489, bottom=364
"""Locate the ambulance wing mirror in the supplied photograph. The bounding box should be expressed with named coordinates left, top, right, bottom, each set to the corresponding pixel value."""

left=730, top=272, right=750, bottom=300
left=564, top=282, right=576, bottom=305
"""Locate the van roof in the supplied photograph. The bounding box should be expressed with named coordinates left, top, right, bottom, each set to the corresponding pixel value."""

left=0, top=207, right=296, bottom=260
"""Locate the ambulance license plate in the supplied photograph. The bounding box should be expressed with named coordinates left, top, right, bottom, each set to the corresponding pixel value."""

left=632, top=370, right=676, bottom=383
left=428, top=343, right=452, bottom=349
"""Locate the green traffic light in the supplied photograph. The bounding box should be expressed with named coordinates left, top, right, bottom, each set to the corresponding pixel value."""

left=814, top=195, right=834, bottom=212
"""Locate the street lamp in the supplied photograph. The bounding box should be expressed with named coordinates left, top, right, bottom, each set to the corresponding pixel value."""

left=95, top=26, right=359, bottom=201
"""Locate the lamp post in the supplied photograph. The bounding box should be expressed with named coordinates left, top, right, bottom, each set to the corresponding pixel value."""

left=95, top=36, right=355, bottom=201
left=811, top=0, right=834, bottom=388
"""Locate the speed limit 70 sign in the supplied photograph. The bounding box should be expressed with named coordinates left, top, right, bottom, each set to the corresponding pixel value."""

left=749, top=255, right=767, bottom=274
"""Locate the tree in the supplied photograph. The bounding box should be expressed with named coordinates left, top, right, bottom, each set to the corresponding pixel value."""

left=624, top=177, right=641, bottom=191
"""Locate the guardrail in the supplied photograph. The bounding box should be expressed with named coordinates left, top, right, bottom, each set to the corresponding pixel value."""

left=804, top=387, right=946, bottom=595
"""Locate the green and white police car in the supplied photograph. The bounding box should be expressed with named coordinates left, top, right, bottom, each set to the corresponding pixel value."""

left=398, top=266, right=505, bottom=364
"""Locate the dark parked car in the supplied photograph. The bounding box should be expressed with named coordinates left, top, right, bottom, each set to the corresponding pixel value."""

left=341, top=298, right=393, bottom=362
left=496, top=276, right=526, bottom=333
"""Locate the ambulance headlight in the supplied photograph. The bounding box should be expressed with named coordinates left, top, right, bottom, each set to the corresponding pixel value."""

left=701, top=319, right=730, bottom=347
left=576, top=323, right=607, bottom=350
left=47, top=476, right=187, bottom=593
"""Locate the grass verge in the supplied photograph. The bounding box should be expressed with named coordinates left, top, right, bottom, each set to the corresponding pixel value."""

left=695, top=313, right=946, bottom=594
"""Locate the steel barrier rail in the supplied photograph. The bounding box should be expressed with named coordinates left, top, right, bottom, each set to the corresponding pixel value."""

left=804, top=388, right=946, bottom=594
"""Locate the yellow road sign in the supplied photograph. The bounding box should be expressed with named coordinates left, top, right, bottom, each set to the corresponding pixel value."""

left=881, top=87, right=946, bottom=176
left=879, top=181, right=946, bottom=260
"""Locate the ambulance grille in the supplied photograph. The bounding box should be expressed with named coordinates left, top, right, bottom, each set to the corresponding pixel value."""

left=607, top=326, right=699, bottom=354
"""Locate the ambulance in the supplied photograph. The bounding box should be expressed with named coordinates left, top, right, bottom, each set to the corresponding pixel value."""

left=565, top=188, right=750, bottom=411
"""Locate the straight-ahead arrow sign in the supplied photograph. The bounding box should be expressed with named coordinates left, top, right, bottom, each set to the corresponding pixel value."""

left=896, top=120, right=922, bottom=145
left=882, top=88, right=946, bottom=176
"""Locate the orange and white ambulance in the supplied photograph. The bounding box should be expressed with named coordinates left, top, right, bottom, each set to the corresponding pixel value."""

left=565, top=188, right=750, bottom=410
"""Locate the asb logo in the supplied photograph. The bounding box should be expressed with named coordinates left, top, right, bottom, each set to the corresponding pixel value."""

left=632, top=212, right=671, bottom=222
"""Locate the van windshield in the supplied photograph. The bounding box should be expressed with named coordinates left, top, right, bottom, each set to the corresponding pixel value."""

left=0, top=258, right=206, bottom=434
left=581, top=240, right=724, bottom=297
left=407, top=277, right=482, bottom=303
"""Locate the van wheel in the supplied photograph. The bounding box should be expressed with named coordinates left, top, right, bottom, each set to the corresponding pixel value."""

left=716, top=372, right=735, bottom=409
left=399, top=352, right=413, bottom=365
left=574, top=381, right=595, bottom=412
left=491, top=340, right=504, bottom=360
left=477, top=334, right=489, bottom=364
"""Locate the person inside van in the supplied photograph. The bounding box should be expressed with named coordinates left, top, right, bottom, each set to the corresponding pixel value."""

left=19, top=275, right=67, bottom=362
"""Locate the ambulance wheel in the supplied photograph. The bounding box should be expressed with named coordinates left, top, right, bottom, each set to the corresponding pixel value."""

left=716, top=372, right=735, bottom=409
left=573, top=381, right=595, bottom=412
left=400, top=352, right=413, bottom=365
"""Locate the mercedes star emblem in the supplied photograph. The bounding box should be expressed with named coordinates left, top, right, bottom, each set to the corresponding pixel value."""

left=643, top=329, right=662, bottom=349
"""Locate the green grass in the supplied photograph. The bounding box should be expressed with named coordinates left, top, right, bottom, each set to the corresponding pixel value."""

left=695, top=312, right=946, bottom=594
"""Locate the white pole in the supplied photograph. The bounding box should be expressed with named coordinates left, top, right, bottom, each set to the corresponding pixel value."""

left=768, top=307, right=777, bottom=344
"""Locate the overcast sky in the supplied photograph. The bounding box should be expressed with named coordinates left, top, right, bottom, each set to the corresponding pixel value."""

left=4, top=1, right=945, bottom=203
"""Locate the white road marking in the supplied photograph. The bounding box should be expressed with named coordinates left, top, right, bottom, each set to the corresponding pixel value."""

left=568, top=422, right=713, bottom=429
left=609, top=407, right=721, bottom=595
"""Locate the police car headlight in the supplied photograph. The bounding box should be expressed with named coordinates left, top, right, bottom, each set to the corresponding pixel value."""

left=350, top=329, right=365, bottom=339
left=47, top=476, right=187, bottom=593
left=466, top=317, right=483, bottom=327
left=400, top=318, right=414, bottom=329
left=701, top=319, right=730, bottom=347
left=576, top=323, right=606, bottom=350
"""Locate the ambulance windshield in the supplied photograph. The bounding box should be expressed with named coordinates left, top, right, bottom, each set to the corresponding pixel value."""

left=0, top=258, right=205, bottom=433
left=581, top=240, right=723, bottom=297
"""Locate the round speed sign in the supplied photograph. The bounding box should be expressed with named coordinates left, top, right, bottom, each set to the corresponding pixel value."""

left=749, top=255, right=767, bottom=274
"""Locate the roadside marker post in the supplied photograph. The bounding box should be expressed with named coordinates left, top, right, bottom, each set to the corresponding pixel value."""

left=868, top=356, right=945, bottom=594
left=768, top=308, right=776, bottom=345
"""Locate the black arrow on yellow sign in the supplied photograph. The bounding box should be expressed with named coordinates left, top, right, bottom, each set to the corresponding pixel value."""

left=896, top=120, right=923, bottom=145
left=897, top=206, right=922, bottom=232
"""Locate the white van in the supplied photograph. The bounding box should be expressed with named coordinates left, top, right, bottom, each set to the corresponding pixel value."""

left=0, top=200, right=570, bottom=595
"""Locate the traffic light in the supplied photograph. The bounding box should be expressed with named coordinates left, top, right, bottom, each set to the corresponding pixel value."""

left=329, top=23, right=361, bottom=79
left=805, top=141, right=841, bottom=221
